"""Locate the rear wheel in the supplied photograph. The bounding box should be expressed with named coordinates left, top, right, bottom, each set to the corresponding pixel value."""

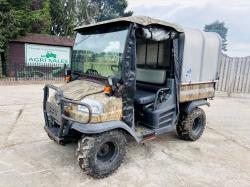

left=176, top=107, right=206, bottom=141
left=76, top=130, right=127, bottom=178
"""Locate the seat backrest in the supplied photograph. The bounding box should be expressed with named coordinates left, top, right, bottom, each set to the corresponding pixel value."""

left=136, top=68, right=166, bottom=84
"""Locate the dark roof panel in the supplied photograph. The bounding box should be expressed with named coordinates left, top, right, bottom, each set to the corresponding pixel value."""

left=10, top=33, right=74, bottom=47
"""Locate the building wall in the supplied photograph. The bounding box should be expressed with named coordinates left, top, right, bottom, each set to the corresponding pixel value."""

left=0, top=53, right=2, bottom=76
left=8, top=42, right=25, bottom=66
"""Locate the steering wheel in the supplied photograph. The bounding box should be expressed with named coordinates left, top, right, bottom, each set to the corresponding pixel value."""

left=111, top=64, right=121, bottom=75
left=86, top=69, right=99, bottom=76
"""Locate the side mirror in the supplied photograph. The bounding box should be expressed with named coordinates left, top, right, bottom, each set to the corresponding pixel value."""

left=108, top=75, right=119, bottom=86
left=65, top=68, right=71, bottom=76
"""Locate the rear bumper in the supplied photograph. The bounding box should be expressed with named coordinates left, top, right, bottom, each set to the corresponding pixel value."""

left=43, top=84, right=92, bottom=141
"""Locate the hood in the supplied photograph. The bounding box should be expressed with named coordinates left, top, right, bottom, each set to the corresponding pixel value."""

left=60, top=80, right=104, bottom=100
left=61, top=80, right=123, bottom=123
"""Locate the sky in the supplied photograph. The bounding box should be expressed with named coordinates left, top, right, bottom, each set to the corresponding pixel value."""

left=127, top=0, right=250, bottom=57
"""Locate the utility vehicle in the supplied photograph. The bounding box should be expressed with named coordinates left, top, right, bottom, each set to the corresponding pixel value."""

left=43, top=16, right=221, bottom=178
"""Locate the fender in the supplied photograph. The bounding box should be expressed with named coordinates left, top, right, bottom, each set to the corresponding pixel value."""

left=71, top=121, right=141, bottom=143
left=180, top=99, right=209, bottom=114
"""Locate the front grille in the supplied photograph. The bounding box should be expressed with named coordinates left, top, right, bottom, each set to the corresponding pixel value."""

left=46, top=102, right=61, bottom=124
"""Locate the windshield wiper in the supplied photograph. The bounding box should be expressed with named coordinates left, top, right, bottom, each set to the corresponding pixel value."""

left=74, top=35, right=91, bottom=46
left=73, top=70, right=84, bottom=75
left=73, top=69, right=107, bottom=80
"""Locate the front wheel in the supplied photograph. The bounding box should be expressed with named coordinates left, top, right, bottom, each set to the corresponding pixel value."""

left=76, top=130, right=127, bottom=178
left=176, top=107, right=206, bottom=141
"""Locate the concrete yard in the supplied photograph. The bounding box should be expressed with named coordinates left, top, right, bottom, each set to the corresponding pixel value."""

left=0, top=84, right=249, bottom=187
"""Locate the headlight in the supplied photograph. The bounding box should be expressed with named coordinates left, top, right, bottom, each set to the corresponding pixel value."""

left=78, top=98, right=104, bottom=114
left=55, top=93, right=61, bottom=104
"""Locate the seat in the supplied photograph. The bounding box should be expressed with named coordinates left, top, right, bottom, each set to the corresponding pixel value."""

left=136, top=68, right=166, bottom=84
left=134, top=89, right=156, bottom=105
left=134, top=68, right=167, bottom=105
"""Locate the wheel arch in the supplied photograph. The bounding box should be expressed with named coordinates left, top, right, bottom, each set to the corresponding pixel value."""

left=180, top=99, right=209, bottom=114
left=71, top=121, right=141, bottom=143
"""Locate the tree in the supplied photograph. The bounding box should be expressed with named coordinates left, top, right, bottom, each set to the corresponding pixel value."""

left=49, top=0, right=64, bottom=35
left=204, top=21, right=228, bottom=52
left=85, top=0, right=133, bottom=23
left=50, top=0, right=133, bottom=37
left=30, top=0, right=51, bottom=33
left=0, top=0, right=51, bottom=51
left=0, top=0, right=51, bottom=74
left=50, top=0, right=77, bottom=36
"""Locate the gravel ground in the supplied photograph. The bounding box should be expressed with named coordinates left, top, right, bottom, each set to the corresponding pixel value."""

left=0, top=84, right=249, bottom=187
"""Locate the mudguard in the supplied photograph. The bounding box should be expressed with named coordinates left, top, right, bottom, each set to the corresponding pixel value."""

left=181, top=99, right=209, bottom=114
left=71, top=121, right=141, bottom=143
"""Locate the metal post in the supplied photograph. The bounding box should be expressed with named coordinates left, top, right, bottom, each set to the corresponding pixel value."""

left=228, top=58, right=237, bottom=97
left=14, top=63, right=18, bottom=81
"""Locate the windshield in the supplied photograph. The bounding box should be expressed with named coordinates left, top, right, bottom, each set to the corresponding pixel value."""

left=72, top=28, right=128, bottom=78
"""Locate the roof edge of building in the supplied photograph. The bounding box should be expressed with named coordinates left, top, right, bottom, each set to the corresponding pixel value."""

left=10, top=33, right=74, bottom=47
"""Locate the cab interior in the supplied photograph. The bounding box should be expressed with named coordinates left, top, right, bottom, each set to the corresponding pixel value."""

left=134, top=35, right=177, bottom=131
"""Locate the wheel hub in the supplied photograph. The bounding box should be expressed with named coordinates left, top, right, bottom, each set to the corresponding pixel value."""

left=192, top=117, right=203, bottom=136
left=97, top=141, right=117, bottom=163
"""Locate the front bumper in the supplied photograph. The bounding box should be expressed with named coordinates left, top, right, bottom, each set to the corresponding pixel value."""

left=43, top=84, right=92, bottom=143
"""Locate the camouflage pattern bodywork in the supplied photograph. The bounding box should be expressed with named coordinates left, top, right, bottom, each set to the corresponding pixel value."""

left=49, top=80, right=122, bottom=123
left=180, top=82, right=215, bottom=103
left=60, top=80, right=104, bottom=100
left=64, top=93, right=122, bottom=123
